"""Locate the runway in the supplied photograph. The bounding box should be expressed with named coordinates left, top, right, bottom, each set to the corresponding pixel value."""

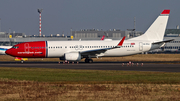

left=0, top=61, right=180, bottom=72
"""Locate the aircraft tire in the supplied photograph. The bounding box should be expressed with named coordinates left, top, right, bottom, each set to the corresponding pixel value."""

left=85, top=58, right=93, bottom=63
left=89, top=59, right=93, bottom=63
left=85, top=58, right=89, bottom=63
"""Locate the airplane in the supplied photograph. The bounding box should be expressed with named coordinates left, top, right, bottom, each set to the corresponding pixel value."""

left=5, top=9, right=173, bottom=63
left=101, top=35, right=105, bottom=40
left=0, top=46, right=12, bottom=54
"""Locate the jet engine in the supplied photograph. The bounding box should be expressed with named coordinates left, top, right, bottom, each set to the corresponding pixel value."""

left=64, top=53, right=81, bottom=61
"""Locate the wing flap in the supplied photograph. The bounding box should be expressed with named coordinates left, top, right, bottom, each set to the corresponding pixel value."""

left=80, top=48, right=111, bottom=56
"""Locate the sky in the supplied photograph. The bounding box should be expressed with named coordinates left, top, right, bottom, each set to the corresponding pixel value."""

left=0, top=0, right=179, bottom=36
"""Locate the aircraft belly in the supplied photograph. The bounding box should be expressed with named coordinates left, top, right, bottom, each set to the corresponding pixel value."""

left=47, top=49, right=64, bottom=57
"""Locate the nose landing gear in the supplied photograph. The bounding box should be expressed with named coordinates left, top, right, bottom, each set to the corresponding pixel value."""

left=21, top=60, right=24, bottom=64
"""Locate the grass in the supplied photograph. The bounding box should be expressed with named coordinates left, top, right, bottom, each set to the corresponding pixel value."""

left=1, top=67, right=180, bottom=84
left=1, top=79, right=180, bottom=101
left=1, top=67, right=180, bottom=100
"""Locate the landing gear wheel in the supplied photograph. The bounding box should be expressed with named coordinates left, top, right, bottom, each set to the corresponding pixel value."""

left=85, top=58, right=93, bottom=63
left=89, top=59, right=93, bottom=63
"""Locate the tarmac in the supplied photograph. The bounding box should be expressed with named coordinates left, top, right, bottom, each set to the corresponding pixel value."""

left=0, top=61, right=180, bottom=72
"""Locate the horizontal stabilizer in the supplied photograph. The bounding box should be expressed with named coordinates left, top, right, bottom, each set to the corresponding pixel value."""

left=152, top=39, right=174, bottom=45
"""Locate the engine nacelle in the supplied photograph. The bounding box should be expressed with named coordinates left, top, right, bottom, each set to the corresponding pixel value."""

left=64, top=53, right=81, bottom=61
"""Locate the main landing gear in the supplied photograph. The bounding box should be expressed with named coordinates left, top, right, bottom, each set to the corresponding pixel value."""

left=85, top=58, right=93, bottom=63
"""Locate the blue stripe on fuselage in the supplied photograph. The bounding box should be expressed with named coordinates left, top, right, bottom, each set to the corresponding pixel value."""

left=0, top=48, right=8, bottom=51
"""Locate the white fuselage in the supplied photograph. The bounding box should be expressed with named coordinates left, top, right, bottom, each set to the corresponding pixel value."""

left=46, top=40, right=158, bottom=58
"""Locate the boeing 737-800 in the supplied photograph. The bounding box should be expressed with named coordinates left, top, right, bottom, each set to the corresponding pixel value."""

left=5, top=10, right=173, bottom=63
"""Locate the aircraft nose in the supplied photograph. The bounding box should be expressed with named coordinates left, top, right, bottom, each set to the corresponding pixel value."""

left=5, top=49, right=12, bottom=55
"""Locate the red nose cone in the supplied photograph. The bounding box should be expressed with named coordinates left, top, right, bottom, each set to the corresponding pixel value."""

left=5, top=49, right=11, bottom=55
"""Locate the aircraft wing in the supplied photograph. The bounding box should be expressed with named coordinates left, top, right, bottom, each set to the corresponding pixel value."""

left=80, top=48, right=111, bottom=55
left=80, top=36, right=125, bottom=56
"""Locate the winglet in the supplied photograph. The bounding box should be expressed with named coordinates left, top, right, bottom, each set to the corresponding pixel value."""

left=161, top=9, right=170, bottom=15
left=117, top=36, right=125, bottom=46
left=101, top=35, right=105, bottom=40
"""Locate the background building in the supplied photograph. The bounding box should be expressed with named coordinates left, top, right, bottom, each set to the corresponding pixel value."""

left=165, top=29, right=180, bottom=37
left=71, top=29, right=143, bottom=40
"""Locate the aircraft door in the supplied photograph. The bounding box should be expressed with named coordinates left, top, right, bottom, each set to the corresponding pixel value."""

left=139, top=42, right=143, bottom=51
left=24, top=43, right=29, bottom=52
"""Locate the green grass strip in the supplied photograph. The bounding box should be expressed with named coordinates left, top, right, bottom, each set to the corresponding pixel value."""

left=1, top=67, right=180, bottom=84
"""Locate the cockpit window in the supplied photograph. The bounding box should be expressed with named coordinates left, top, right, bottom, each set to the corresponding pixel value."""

left=12, top=46, right=19, bottom=49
